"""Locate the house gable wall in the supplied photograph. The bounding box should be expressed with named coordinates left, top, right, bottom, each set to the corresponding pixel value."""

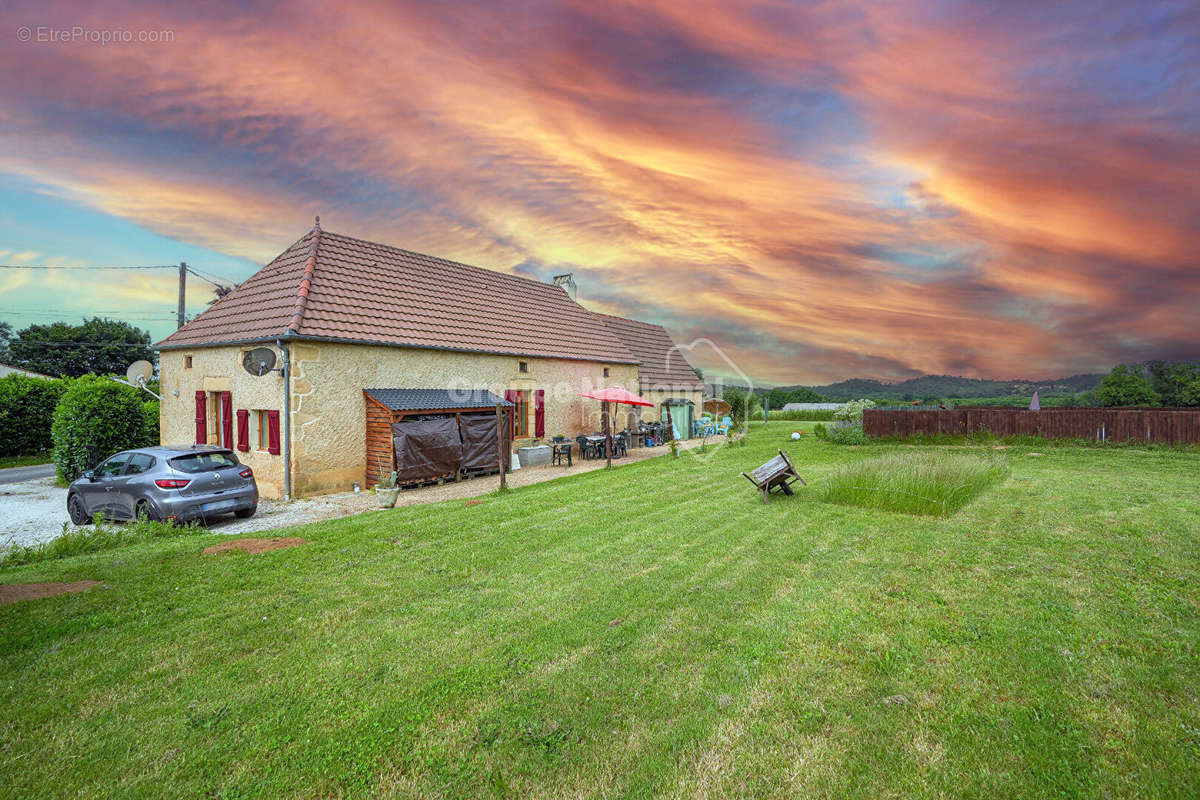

left=158, top=346, right=288, bottom=498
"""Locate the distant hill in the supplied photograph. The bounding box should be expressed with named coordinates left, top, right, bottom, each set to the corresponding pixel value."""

left=765, top=373, right=1103, bottom=402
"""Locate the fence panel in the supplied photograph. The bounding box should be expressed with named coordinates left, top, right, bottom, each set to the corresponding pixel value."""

left=864, top=408, right=1200, bottom=444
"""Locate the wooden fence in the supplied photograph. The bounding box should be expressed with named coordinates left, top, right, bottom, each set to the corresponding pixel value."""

left=863, top=407, right=1200, bottom=444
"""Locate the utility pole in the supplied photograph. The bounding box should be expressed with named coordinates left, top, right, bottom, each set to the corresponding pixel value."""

left=177, top=262, right=187, bottom=329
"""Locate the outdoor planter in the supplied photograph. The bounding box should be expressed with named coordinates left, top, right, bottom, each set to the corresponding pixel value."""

left=376, top=487, right=400, bottom=508
left=516, top=444, right=551, bottom=467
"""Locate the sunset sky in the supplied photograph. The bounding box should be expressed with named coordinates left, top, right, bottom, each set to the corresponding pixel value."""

left=0, top=0, right=1197, bottom=384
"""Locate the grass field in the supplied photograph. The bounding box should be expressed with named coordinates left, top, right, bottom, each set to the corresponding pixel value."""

left=2, top=425, right=1198, bottom=798
left=0, top=453, right=52, bottom=470
left=821, top=451, right=1010, bottom=516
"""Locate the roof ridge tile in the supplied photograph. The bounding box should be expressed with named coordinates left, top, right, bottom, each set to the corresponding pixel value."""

left=286, top=217, right=322, bottom=334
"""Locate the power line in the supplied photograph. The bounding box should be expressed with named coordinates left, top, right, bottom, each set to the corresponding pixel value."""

left=2, top=341, right=157, bottom=348
left=0, top=263, right=244, bottom=285
left=0, top=309, right=177, bottom=316
left=185, top=267, right=233, bottom=289
left=0, top=264, right=178, bottom=270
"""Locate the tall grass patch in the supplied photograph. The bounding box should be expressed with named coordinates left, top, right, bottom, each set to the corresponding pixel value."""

left=0, top=516, right=202, bottom=569
left=820, top=451, right=1008, bottom=516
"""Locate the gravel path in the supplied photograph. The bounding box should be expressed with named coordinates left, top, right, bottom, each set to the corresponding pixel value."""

left=0, top=439, right=716, bottom=550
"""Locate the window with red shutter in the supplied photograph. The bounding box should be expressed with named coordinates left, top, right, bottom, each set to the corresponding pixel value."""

left=236, top=409, right=250, bottom=451
left=194, top=391, right=207, bottom=444
left=220, top=391, right=233, bottom=449
left=504, top=390, right=518, bottom=440
left=534, top=389, right=545, bottom=438
left=267, top=410, right=281, bottom=455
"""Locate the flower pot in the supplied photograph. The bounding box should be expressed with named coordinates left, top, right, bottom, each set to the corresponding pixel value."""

left=516, top=444, right=551, bottom=467
left=376, top=487, right=400, bottom=508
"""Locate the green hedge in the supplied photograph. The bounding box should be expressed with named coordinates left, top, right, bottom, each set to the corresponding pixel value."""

left=0, top=374, right=70, bottom=457
left=51, top=375, right=159, bottom=482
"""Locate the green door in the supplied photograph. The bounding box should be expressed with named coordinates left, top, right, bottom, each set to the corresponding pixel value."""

left=663, top=402, right=693, bottom=439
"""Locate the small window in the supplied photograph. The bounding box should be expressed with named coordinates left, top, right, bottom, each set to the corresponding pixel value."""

left=514, top=390, right=530, bottom=437
left=603, top=367, right=610, bottom=378
left=184, top=355, right=193, bottom=369
left=256, top=410, right=271, bottom=450
left=518, top=361, right=528, bottom=373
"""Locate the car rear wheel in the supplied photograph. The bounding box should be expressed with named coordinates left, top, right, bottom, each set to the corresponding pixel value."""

left=234, top=505, right=257, bottom=519
left=67, top=493, right=91, bottom=525
left=135, top=498, right=161, bottom=522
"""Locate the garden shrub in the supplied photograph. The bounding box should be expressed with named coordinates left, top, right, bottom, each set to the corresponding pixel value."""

left=833, top=398, right=876, bottom=426
left=821, top=451, right=1009, bottom=516
left=51, top=375, right=158, bottom=482
left=829, top=426, right=868, bottom=445
left=811, top=400, right=875, bottom=445
left=0, top=374, right=70, bottom=457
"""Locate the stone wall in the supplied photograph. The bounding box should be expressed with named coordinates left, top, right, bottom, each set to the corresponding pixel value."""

left=287, top=342, right=638, bottom=496
left=163, top=340, right=651, bottom=498
left=158, top=346, right=288, bottom=498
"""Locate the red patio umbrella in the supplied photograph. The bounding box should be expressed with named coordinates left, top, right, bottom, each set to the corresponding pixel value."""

left=581, top=387, right=653, bottom=466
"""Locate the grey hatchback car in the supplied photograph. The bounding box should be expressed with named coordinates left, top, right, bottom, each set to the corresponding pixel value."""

left=67, top=445, right=259, bottom=524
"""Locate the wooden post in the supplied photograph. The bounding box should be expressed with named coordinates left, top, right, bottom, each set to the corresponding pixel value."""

left=495, top=404, right=506, bottom=490
left=604, top=401, right=612, bottom=468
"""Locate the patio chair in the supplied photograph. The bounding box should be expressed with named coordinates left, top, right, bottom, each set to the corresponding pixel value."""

left=741, top=450, right=806, bottom=504
left=576, top=435, right=592, bottom=460
left=715, top=416, right=732, bottom=435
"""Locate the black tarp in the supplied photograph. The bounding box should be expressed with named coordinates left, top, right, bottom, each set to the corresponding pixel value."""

left=391, top=417, right=463, bottom=483
left=459, top=412, right=502, bottom=471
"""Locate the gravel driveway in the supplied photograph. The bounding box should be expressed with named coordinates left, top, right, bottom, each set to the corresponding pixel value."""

left=0, top=476, right=375, bottom=550
left=0, top=439, right=707, bottom=551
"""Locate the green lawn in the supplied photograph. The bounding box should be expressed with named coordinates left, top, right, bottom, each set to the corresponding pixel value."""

left=2, top=426, right=1198, bottom=798
left=0, top=453, right=52, bottom=470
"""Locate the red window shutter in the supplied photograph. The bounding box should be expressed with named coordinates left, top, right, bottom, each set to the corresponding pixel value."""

left=504, top=390, right=518, bottom=439
left=194, top=391, right=207, bottom=444
left=221, top=391, right=233, bottom=449
left=267, top=410, right=281, bottom=455
left=236, top=409, right=250, bottom=451
left=534, top=389, right=545, bottom=438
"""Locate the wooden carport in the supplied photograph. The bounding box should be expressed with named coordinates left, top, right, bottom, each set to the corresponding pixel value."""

left=364, top=388, right=513, bottom=488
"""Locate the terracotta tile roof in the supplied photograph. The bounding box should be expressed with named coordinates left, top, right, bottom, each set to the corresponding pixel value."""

left=156, top=223, right=637, bottom=364
left=364, top=388, right=511, bottom=411
left=593, top=312, right=705, bottom=392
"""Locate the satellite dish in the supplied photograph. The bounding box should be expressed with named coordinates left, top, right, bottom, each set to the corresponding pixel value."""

left=126, top=360, right=153, bottom=386
left=242, top=347, right=277, bottom=376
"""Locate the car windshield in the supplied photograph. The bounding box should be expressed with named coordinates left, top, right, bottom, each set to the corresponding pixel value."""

left=169, top=451, right=240, bottom=473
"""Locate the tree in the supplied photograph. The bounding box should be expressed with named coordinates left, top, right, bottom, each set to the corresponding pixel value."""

left=1146, top=360, right=1200, bottom=407
left=0, top=320, right=11, bottom=361
left=767, top=386, right=826, bottom=407
left=8, top=317, right=155, bottom=378
left=723, top=386, right=762, bottom=423
left=1097, top=364, right=1160, bottom=407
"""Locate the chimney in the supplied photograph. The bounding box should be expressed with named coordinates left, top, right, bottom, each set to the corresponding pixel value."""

left=551, top=273, right=577, bottom=302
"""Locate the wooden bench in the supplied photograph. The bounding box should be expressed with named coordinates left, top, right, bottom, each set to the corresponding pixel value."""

left=741, top=450, right=806, bottom=504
